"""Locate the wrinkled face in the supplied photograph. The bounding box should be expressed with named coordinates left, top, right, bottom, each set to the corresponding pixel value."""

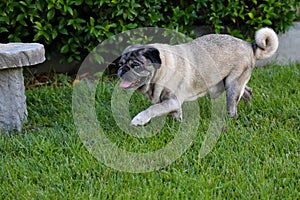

left=118, top=46, right=161, bottom=89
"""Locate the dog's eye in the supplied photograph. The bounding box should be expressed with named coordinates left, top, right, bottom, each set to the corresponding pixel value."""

left=131, top=62, right=140, bottom=69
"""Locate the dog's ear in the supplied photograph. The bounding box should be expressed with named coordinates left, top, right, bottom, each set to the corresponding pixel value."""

left=124, top=44, right=144, bottom=53
left=142, top=48, right=161, bottom=69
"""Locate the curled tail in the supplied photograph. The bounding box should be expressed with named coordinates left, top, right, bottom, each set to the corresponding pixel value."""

left=254, top=27, right=279, bottom=60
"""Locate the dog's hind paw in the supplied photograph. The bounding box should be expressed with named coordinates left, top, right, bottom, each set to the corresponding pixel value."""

left=242, top=86, right=253, bottom=106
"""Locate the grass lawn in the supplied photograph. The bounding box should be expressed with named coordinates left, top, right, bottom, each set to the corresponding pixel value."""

left=0, top=64, right=299, bottom=199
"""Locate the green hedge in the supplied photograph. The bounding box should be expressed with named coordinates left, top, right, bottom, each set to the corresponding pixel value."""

left=1, top=0, right=299, bottom=63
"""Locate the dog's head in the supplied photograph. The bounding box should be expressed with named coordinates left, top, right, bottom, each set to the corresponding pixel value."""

left=117, top=45, right=161, bottom=89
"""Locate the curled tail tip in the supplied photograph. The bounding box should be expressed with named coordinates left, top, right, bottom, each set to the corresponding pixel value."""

left=255, top=27, right=279, bottom=60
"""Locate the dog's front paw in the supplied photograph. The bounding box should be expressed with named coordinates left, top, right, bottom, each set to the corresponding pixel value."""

left=171, top=110, right=182, bottom=121
left=131, top=111, right=151, bottom=126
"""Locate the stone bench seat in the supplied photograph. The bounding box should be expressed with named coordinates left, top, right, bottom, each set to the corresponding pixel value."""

left=0, top=43, right=45, bottom=132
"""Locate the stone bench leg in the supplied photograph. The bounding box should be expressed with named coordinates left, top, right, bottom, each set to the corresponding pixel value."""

left=0, top=68, right=27, bottom=132
left=0, top=42, right=45, bottom=133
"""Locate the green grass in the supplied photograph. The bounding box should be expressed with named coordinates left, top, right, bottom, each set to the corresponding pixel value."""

left=1, top=64, right=299, bottom=199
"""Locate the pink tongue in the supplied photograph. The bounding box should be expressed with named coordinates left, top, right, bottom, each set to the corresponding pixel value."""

left=120, top=80, right=133, bottom=88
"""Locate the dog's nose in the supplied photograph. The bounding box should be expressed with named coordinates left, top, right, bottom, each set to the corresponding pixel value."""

left=118, top=66, right=130, bottom=78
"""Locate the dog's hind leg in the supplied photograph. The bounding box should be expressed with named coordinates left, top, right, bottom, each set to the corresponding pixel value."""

left=242, top=86, right=252, bottom=106
left=225, top=71, right=251, bottom=118
left=225, top=83, right=240, bottom=118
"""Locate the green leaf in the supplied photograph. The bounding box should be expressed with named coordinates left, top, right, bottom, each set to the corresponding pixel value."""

left=0, top=27, right=9, bottom=33
left=67, top=56, right=74, bottom=63
left=61, top=44, right=69, bottom=54
left=90, top=17, right=95, bottom=27
left=0, top=16, right=10, bottom=24
left=47, top=9, right=55, bottom=20
left=52, top=29, right=58, bottom=39
left=74, top=0, right=83, bottom=6
left=126, top=23, right=137, bottom=29
left=59, top=28, right=68, bottom=35
left=36, top=1, right=44, bottom=11
left=34, top=21, right=43, bottom=29
left=47, top=3, right=54, bottom=9
left=43, top=31, right=51, bottom=41
left=16, top=14, right=24, bottom=22
left=19, top=1, right=27, bottom=6
left=67, top=7, right=74, bottom=16
left=248, top=12, right=254, bottom=19
left=263, top=19, right=272, bottom=25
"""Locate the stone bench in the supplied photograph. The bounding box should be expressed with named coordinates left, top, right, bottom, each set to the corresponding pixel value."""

left=0, top=43, right=45, bottom=132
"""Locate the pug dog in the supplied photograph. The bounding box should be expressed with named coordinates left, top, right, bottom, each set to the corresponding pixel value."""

left=117, top=28, right=279, bottom=126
